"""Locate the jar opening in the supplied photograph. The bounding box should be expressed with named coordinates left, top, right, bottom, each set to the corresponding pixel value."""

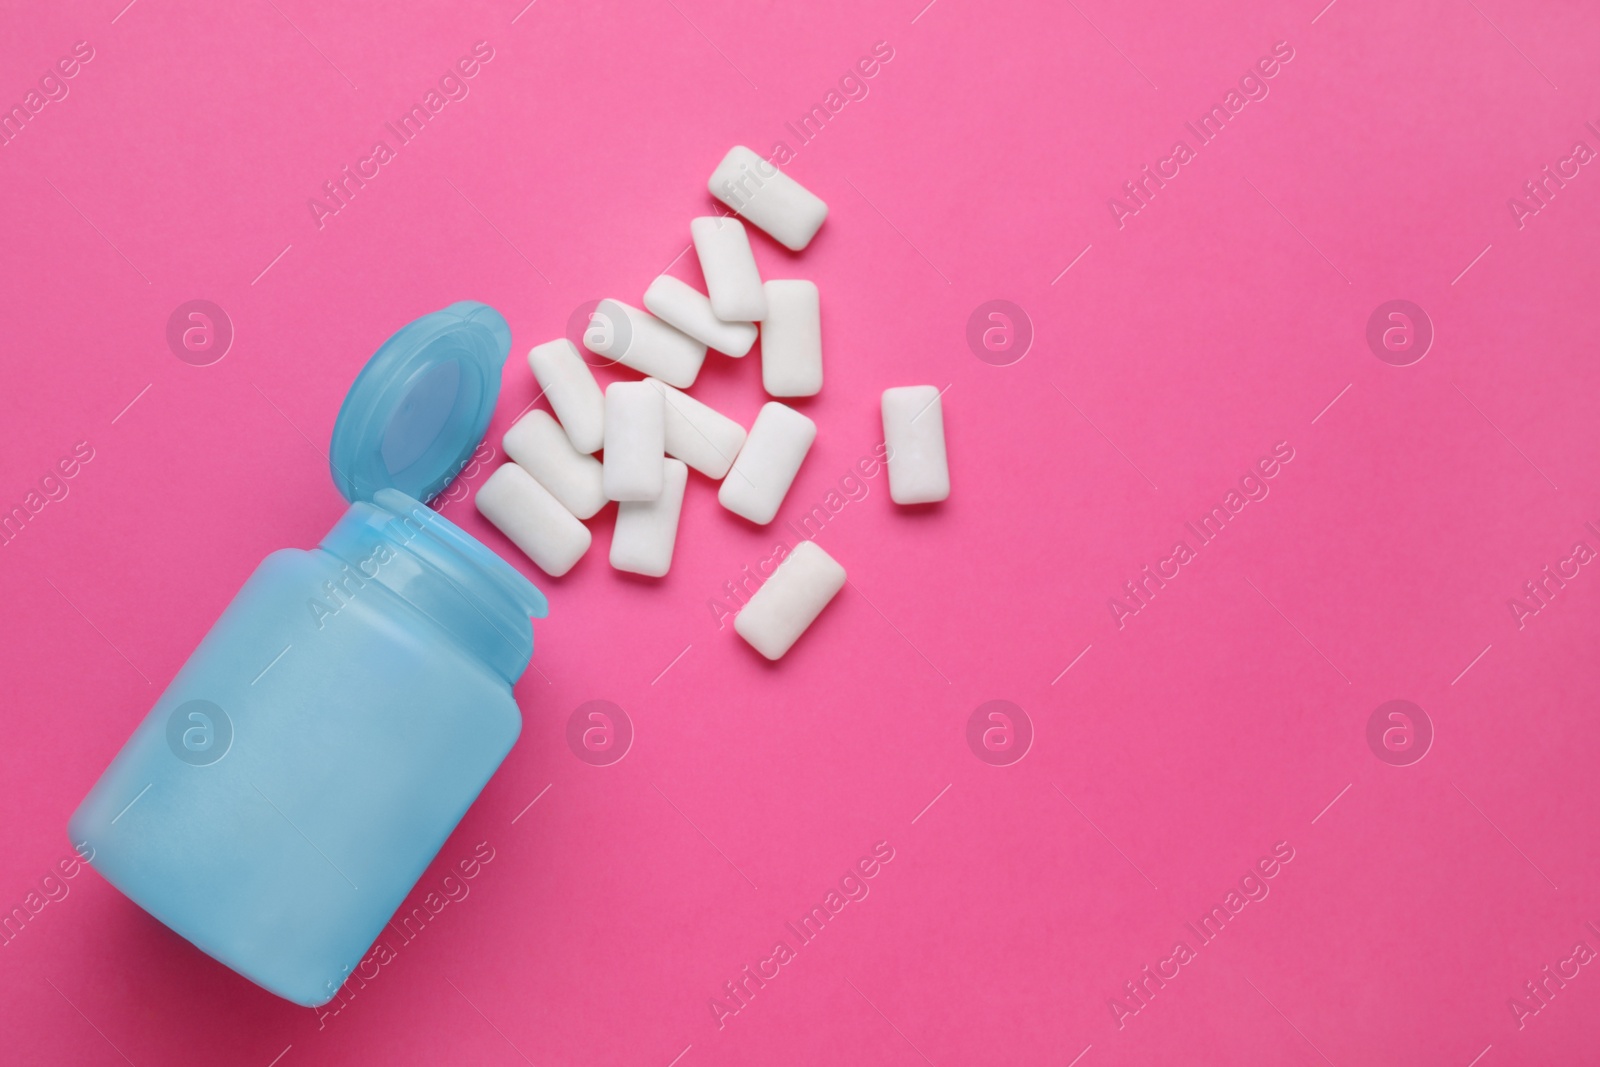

left=320, top=490, right=546, bottom=683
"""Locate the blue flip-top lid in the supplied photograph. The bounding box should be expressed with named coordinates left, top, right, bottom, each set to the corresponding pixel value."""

left=330, top=301, right=511, bottom=504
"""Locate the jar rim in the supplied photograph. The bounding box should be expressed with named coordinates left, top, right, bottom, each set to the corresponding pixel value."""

left=372, top=489, right=548, bottom=622
left=320, top=491, right=546, bottom=684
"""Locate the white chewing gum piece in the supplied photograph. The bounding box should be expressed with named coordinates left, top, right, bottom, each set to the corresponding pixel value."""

left=707, top=145, right=829, bottom=252
left=734, top=540, right=846, bottom=659
left=610, top=458, right=688, bottom=578
left=501, top=409, right=608, bottom=520
left=475, top=463, right=591, bottom=578
left=648, top=379, right=747, bottom=480
left=691, top=216, right=767, bottom=322
left=718, top=401, right=816, bottom=525
left=526, top=339, right=604, bottom=454
left=585, top=299, right=707, bottom=388
left=602, top=381, right=666, bottom=502
left=881, top=386, right=950, bottom=505
left=643, top=274, right=758, bottom=357
left=760, top=280, right=822, bottom=397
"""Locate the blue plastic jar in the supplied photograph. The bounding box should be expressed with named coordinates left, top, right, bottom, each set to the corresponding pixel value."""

left=69, top=302, right=545, bottom=1006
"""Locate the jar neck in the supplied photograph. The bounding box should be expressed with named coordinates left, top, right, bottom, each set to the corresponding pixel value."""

left=318, top=489, right=547, bottom=684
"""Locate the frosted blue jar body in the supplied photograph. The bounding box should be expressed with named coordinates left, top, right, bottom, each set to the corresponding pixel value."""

left=68, top=302, right=542, bottom=1007
left=69, top=492, right=544, bottom=1005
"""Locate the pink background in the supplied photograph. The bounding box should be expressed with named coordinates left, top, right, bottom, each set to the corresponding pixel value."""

left=3, top=0, right=1600, bottom=1063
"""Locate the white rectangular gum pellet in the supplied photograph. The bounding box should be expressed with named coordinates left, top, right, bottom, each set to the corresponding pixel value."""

left=643, top=275, right=758, bottom=357
left=476, top=463, right=591, bottom=578
left=881, top=386, right=950, bottom=504
left=585, top=299, right=707, bottom=388
left=691, top=217, right=767, bottom=322
left=708, top=145, right=829, bottom=252
left=527, top=339, right=604, bottom=453
left=610, top=458, right=688, bottom=578
left=603, top=381, right=665, bottom=501
left=501, top=409, right=607, bottom=520
left=760, top=280, right=822, bottom=397
left=718, top=401, right=816, bottom=525
left=734, top=541, right=846, bottom=660
left=648, top=379, right=747, bottom=480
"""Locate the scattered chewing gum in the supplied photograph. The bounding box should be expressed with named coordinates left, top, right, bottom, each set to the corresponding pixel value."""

left=475, top=463, right=591, bottom=577
left=691, top=217, right=767, bottom=322
left=718, top=401, right=816, bottom=525
left=501, top=409, right=607, bottom=520
left=881, top=386, right=950, bottom=504
left=527, top=339, right=604, bottom=454
left=610, top=458, right=688, bottom=578
left=760, top=280, right=822, bottom=397
left=648, top=378, right=746, bottom=480
left=734, top=540, right=846, bottom=660
left=586, top=299, right=707, bottom=388
left=708, top=145, right=828, bottom=252
left=603, top=381, right=666, bottom=502
left=643, top=274, right=758, bottom=357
